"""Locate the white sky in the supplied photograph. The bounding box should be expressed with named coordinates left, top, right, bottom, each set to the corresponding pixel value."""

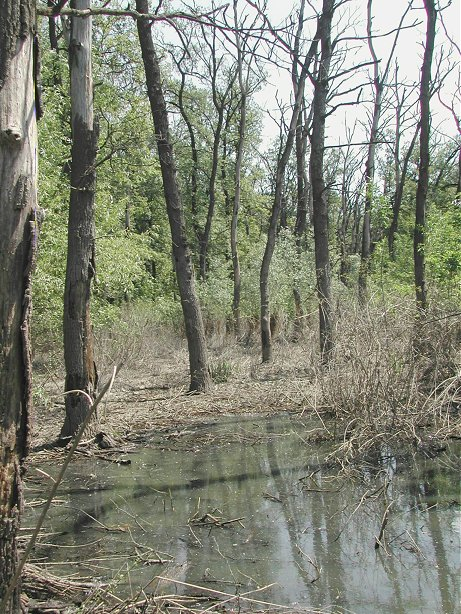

left=251, top=0, right=460, bottom=147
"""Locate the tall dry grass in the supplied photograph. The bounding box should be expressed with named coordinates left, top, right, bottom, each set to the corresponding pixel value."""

left=314, top=297, right=460, bottom=464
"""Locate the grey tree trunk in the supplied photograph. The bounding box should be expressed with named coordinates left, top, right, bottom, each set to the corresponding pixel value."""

left=310, top=0, right=335, bottom=359
left=388, top=122, right=419, bottom=259
left=61, top=0, right=98, bottom=439
left=260, top=14, right=320, bottom=363
left=414, top=0, right=436, bottom=310
left=0, top=1, right=38, bottom=609
left=136, top=0, right=211, bottom=391
left=231, top=0, right=250, bottom=338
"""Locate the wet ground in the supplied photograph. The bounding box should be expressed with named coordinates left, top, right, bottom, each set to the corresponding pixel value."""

left=25, top=414, right=460, bottom=613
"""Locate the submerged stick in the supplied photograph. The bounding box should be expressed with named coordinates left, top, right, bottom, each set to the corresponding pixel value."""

left=375, top=500, right=394, bottom=550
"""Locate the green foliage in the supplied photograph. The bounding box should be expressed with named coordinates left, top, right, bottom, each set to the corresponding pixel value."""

left=32, top=11, right=460, bottom=357
left=210, top=360, right=233, bottom=383
left=426, top=198, right=461, bottom=301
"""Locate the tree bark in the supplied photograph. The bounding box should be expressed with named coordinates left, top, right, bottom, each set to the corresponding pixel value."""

left=310, top=0, right=335, bottom=359
left=61, top=0, right=98, bottom=438
left=359, top=0, right=412, bottom=298
left=388, top=122, right=419, bottom=259
left=0, top=1, right=38, bottom=609
left=136, top=0, right=211, bottom=391
left=260, top=13, right=320, bottom=363
left=414, top=0, right=436, bottom=311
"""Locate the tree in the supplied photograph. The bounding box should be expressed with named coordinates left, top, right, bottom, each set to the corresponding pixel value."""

left=387, top=67, right=420, bottom=260
left=0, top=0, right=39, bottom=609
left=230, top=0, right=261, bottom=336
left=414, top=0, right=436, bottom=310
left=136, top=0, right=211, bottom=391
left=61, top=0, right=99, bottom=438
left=310, top=0, right=336, bottom=359
left=260, top=1, right=320, bottom=362
left=358, top=0, right=413, bottom=302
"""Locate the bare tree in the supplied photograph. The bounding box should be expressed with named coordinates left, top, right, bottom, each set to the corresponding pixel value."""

left=260, top=2, right=320, bottom=362
left=387, top=72, right=420, bottom=259
left=136, top=0, right=211, bottom=391
left=0, top=0, right=39, bottom=609
left=358, top=0, right=413, bottom=302
left=310, top=0, right=336, bottom=359
left=230, top=0, right=261, bottom=336
left=61, top=0, right=99, bottom=438
left=198, top=25, right=238, bottom=280
left=414, top=0, right=437, bottom=310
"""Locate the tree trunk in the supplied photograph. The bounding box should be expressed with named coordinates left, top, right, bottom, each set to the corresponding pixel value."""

left=414, top=0, right=436, bottom=311
left=388, top=123, right=419, bottom=259
left=260, top=13, right=320, bottom=363
left=61, top=0, right=98, bottom=439
left=358, top=0, right=385, bottom=302
left=0, top=1, right=38, bottom=609
left=136, top=0, right=211, bottom=391
left=310, top=0, right=335, bottom=360
left=231, top=7, right=246, bottom=338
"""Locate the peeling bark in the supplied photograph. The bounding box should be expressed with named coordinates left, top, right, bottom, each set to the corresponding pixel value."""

left=0, top=0, right=38, bottom=609
left=61, top=0, right=98, bottom=438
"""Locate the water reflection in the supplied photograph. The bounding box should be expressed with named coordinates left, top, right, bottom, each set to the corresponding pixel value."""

left=26, top=415, right=460, bottom=613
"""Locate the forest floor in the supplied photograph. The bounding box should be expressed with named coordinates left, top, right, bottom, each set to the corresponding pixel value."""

left=31, top=332, right=321, bottom=454
left=30, top=311, right=461, bottom=456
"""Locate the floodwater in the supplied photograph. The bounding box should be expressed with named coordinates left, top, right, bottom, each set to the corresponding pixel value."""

left=25, top=415, right=460, bottom=613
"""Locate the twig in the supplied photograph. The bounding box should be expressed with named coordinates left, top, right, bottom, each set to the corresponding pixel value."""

left=374, top=500, right=394, bottom=550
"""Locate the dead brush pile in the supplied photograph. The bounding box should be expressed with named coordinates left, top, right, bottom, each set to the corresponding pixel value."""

left=317, top=299, right=461, bottom=465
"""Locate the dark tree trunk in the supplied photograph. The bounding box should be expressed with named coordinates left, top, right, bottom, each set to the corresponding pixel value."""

left=0, top=1, right=38, bottom=609
left=136, top=0, right=211, bottom=391
left=260, top=13, right=320, bottom=363
left=310, top=0, right=335, bottom=359
left=231, top=1, right=247, bottom=338
left=388, top=123, right=419, bottom=259
left=61, top=0, right=98, bottom=439
left=414, top=0, right=436, bottom=310
left=359, top=0, right=412, bottom=298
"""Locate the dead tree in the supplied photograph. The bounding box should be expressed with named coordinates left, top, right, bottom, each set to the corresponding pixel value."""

left=61, top=0, right=99, bottom=438
left=136, top=0, right=211, bottom=391
left=0, top=1, right=39, bottom=609
left=414, top=0, right=437, bottom=310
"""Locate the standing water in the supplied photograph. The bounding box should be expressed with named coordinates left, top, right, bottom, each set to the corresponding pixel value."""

left=25, top=414, right=460, bottom=613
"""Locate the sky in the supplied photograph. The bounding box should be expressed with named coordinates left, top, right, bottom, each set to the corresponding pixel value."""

left=250, top=0, right=460, bottom=148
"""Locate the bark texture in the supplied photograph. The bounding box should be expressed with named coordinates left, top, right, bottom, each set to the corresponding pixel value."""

left=61, top=0, right=98, bottom=438
left=414, top=0, right=436, bottom=310
left=310, top=0, right=335, bottom=359
left=260, top=11, right=320, bottom=362
left=0, top=1, right=38, bottom=609
left=136, top=0, right=211, bottom=391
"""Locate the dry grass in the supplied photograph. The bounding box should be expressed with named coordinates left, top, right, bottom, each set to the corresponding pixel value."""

left=316, top=298, right=461, bottom=465
left=31, top=299, right=460, bottom=465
